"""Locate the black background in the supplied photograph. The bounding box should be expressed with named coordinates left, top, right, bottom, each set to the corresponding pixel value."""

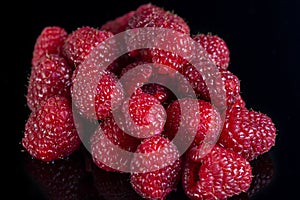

left=10, top=0, right=300, bottom=199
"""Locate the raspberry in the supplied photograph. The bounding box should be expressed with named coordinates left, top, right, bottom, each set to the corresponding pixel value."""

left=22, top=96, right=81, bottom=162
left=219, top=68, right=241, bottom=108
left=223, top=94, right=246, bottom=117
left=62, top=26, right=114, bottom=67
left=119, top=61, right=153, bottom=96
left=164, top=98, right=222, bottom=146
left=179, top=66, right=240, bottom=110
left=106, top=53, right=136, bottom=76
left=32, top=26, right=68, bottom=66
left=141, top=83, right=173, bottom=104
left=101, top=117, right=141, bottom=151
left=150, top=49, right=190, bottom=76
left=71, top=65, right=124, bottom=120
left=182, top=145, right=252, bottom=200
left=121, top=92, right=166, bottom=138
left=148, top=33, right=194, bottom=77
left=232, top=94, right=246, bottom=109
left=193, top=33, right=230, bottom=69
left=90, top=117, right=140, bottom=172
left=227, top=153, right=274, bottom=199
left=127, top=3, right=191, bottom=76
left=178, top=64, right=210, bottom=99
left=128, top=3, right=190, bottom=34
left=130, top=136, right=181, bottom=199
left=218, top=106, right=276, bottom=161
left=101, top=11, right=135, bottom=34
left=26, top=54, right=73, bottom=111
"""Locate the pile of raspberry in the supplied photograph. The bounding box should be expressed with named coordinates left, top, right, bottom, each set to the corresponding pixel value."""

left=23, top=3, right=276, bottom=200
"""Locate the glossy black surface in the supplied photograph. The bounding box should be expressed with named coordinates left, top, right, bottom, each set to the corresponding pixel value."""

left=11, top=0, right=300, bottom=199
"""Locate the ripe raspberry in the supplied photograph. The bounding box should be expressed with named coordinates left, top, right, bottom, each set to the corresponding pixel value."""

left=32, top=26, right=68, bottom=66
left=179, top=66, right=240, bottom=110
left=26, top=54, right=73, bottom=111
left=232, top=94, right=246, bottom=109
left=127, top=4, right=191, bottom=75
left=90, top=117, right=140, bottom=172
left=226, top=154, right=274, bottom=200
left=129, top=34, right=192, bottom=77
left=119, top=62, right=153, bottom=96
left=147, top=33, right=194, bottom=77
left=102, top=117, right=141, bottom=151
left=130, top=136, right=181, bottom=199
left=128, top=3, right=190, bottom=34
left=121, top=92, right=166, bottom=138
left=164, top=98, right=222, bottom=146
left=178, top=64, right=210, bottom=99
left=22, top=96, right=81, bottom=162
left=62, top=26, right=114, bottom=67
left=193, top=33, right=230, bottom=69
left=218, top=107, right=276, bottom=161
left=219, top=68, right=241, bottom=108
left=141, top=83, right=173, bottom=104
left=101, top=11, right=135, bottom=34
left=182, top=145, right=252, bottom=200
left=71, top=65, right=124, bottom=120
left=106, top=53, right=136, bottom=76
left=150, top=49, right=190, bottom=76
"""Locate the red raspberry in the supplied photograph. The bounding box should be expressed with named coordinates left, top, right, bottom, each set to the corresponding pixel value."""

left=219, top=69, right=241, bottom=107
left=62, top=26, right=114, bottom=67
left=121, top=92, right=166, bottom=138
left=119, top=61, right=153, bottom=96
left=101, top=11, right=135, bottom=34
left=22, top=96, right=81, bottom=162
left=212, top=68, right=241, bottom=110
left=225, top=153, right=274, bottom=200
left=164, top=98, right=222, bottom=146
left=141, top=83, right=173, bottom=104
left=130, top=136, right=181, bottom=199
left=128, top=3, right=190, bottom=34
left=32, top=26, right=68, bottom=66
left=128, top=38, right=194, bottom=77
left=232, top=94, right=246, bottom=109
left=179, top=66, right=240, bottom=110
left=193, top=33, right=230, bottom=69
left=106, top=53, right=136, bottom=76
left=218, top=107, right=276, bottom=161
left=182, top=145, right=252, bottom=200
left=178, top=64, right=210, bottom=99
left=26, top=54, right=73, bottom=111
left=223, top=94, right=246, bottom=117
left=147, top=33, right=194, bottom=77
left=150, top=49, right=190, bottom=76
left=71, top=65, right=124, bottom=120
left=127, top=4, right=191, bottom=75
left=90, top=117, right=140, bottom=172
left=101, top=117, right=141, bottom=151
